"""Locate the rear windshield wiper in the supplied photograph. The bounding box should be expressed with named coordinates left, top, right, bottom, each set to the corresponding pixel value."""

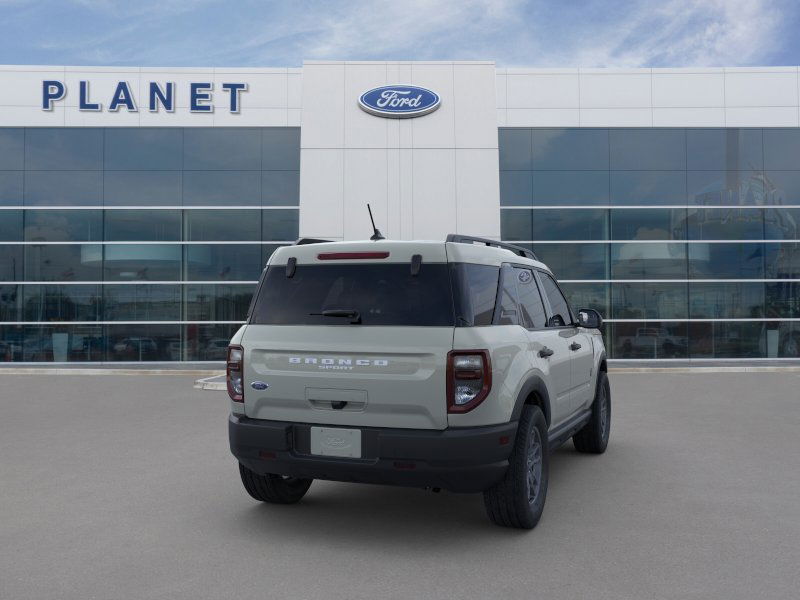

left=309, top=309, right=362, bottom=324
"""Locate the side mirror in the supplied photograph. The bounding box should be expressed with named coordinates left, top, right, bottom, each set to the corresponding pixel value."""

left=577, top=308, right=603, bottom=329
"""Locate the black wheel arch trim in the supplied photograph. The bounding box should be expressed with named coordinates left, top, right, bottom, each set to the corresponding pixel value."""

left=510, top=375, right=552, bottom=427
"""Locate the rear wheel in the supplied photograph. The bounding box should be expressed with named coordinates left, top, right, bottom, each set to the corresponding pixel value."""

left=238, top=463, right=312, bottom=504
left=573, top=371, right=611, bottom=454
left=483, top=405, right=549, bottom=529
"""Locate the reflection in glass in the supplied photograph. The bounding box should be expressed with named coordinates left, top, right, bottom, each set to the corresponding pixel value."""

left=0, top=129, right=24, bottom=170
left=688, top=322, right=765, bottom=358
left=104, top=128, right=182, bottom=171
left=500, top=171, right=532, bottom=206
left=262, top=209, right=299, bottom=241
left=182, top=171, right=261, bottom=206
left=763, top=129, right=800, bottom=170
left=184, top=209, right=260, bottom=241
left=0, top=285, right=20, bottom=321
left=105, top=210, right=181, bottom=241
left=686, top=129, right=763, bottom=171
left=24, top=210, right=102, bottom=242
left=560, top=283, right=609, bottom=318
left=104, top=285, right=181, bottom=320
left=530, top=244, right=608, bottom=280
left=105, top=324, right=181, bottom=361
left=183, top=128, right=261, bottom=170
left=103, top=245, right=181, bottom=281
left=611, top=208, right=687, bottom=240
left=610, top=129, right=685, bottom=170
left=612, top=282, right=687, bottom=319
left=687, top=170, right=772, bottom=205
left=687, top=208, right=764, bottom=240
left=533, top=171, right=609, bottom=205
left=765, top=242, right=800, bottom=278
left=688, top=282, right=764, bottom=319
left=22, top=324, right=104, bottom=362
left=766, top=282, right=800, bottom=318
left=23, top=285, right=101, bottom=321
left=0, top=246, right=23, bottom=281
left=0, top=171, right=23, bottom=205
left=533, top=129, right=609, bottom=170
left=24, top=244, right=102, bottom=281
left=24, top=171, right=103, bottom=206
left=104, top=171, right=182, bottom=206
left=612, top=321, right=688, bottom=359
left=262, top=171, right=300, bottom=206
left=185, top=284, right=255, bottom=321
left=185, top=323, right=241, bottom=361
left=689, top=243, right=764, bottom=279
left=499, top=129, right=531, bottom=170
left=262, top=128, right=301, bottom=170
left=0, top=210, right=23, bottom=241
left=25, top=128, right=103, bottom=170
left=611, top=171, right=686, bottom=205
left=611, top=243, right=687, bottom=279
left=185, top=244, right=263, bottom=281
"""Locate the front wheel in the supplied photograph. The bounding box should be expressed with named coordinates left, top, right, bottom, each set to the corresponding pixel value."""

left=483, top=405, right=549, bottom=529
left=238, top=463, right=312, bottom=504
left=573, top=371, right=611, bottom=454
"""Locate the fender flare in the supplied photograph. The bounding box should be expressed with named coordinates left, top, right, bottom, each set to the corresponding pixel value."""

left=510, top=374, right=552, bottom=427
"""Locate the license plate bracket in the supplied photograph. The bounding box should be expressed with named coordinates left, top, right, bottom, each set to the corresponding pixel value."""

left=310, top=426, right=362, bottom=458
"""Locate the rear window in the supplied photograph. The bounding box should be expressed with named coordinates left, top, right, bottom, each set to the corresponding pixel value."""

left=250, top=263, right=455, bottom=326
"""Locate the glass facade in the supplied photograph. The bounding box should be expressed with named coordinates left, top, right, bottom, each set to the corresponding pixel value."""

left=500, top=128, right=800, bottom=359
left=0, top=127, right=298, bottom=362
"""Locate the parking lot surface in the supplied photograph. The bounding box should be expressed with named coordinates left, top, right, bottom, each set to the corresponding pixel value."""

left=1, top=372, right=799, bottom=600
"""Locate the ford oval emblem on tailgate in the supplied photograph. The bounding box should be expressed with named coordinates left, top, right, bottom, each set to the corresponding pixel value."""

left=250, top=381, right=269, bottom=390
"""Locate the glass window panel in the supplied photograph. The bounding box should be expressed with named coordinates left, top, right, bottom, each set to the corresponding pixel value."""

left=0, top=325, right=24, bottom=361
left=611, top=243, right=687, bottom=279
left=183, top=128, right=261, bottom=170
left=764, top=129, right=800, bottom=170
left=104, top=171, right=182, bottom=206
left=0, top=209, right=22, bottom=241
left=104, top=128, right=182, bottom=170
left=532, top=171, right=609, bottom=206
left=611, top=208, right=687, bottom=240
left=184, top=209, right=260, bottom=241
left=184, top=323, right=240, bottom=361
left=183, top=171, right=260, bottom=206
left=24, top=244, right=101, bottom=281
left=450, top=263, right=499, bottom=327
left=22, top=324, right=104, bottom=362
left=611, top=171, right=686, bottom=205
left=104, top=209, right=181, bottom=241
left=612, top=321, right=688, bottom=359
left=532, top=129, right=609, bottom=170
left=262, top=171, right=299, bottom=206
left=185, top=284, right=255, bottom=321
left=530, top=243, right=608, bottom=280
left=24, top=210, right=102, bottom=242
left=0, top=246, right=23, bottom=281
left=495, top=265, right=520, bottom=326
left=610, top=129, right=685, bottom=170
left=105, top=324, right=181, bottom=361
left=262, top=128, right=300, bottom=170
left=185, top=244, right=263, bottom=281
left=611, top=282, right=687, bottom=320
left=514, top=268, right=547, bottom=329
left=774, top=322, right=800, bottom=358
left=688, top=282, right=764, bottom=319
left=689, top=243, right=764, bottom=279
left=25, top=128, right=103, bottom=170
left=22, top=285, right=101, bottom=321
left=0, top=285, right=21, bottom=321
left=0, top=171, right=24, bottom=206
left=498, top=129, right=532, bottom=170
left=687, top=129, right=763, bottom=171
left=500, top=171, right=532, bottom=206
left=687, top=207, right=764, bottom=240
left=0, top=129, right=24, bottom=170
left=687, top=170, right=769, bottom=205
left=689, top=322, right=766, bottom=359
left=262, top=243, right=285, bottom=268
left=500, top=209, right=531, bottom=241
left=765, top=242, right=800, bottom=279
left=764, top=170, right=800, bottom=204
left=262, top=209, right=299, bottom=241
left=535, top=209, right=608, bottom=241
left=763, top=208, right=800, bottom=240
left=765, top=282, right=800, bottom=318
left=560, top=283, right=609, bottom=319
left=24, top=171, right=103, bottom=206
left=104, top=285, right=181, bottom=320
left=538, top=271, right=572, bottom=326
left=103, top=245, right=181, bottom=281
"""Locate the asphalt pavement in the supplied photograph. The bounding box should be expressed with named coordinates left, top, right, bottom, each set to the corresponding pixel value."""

left=1, top=371, right=799, bottom=599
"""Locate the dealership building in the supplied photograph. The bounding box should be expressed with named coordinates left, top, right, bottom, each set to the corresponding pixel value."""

left=0, top=61, right=799, bottom=362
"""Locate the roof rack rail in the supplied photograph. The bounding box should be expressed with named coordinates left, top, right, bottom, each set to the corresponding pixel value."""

left=295, top=237, right=334, bottom=245
left=445, top=234, right=538, bottom=261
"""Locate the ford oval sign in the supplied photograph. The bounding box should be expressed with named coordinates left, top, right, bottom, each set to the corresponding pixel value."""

left=358, top=85, right=440, bottom=118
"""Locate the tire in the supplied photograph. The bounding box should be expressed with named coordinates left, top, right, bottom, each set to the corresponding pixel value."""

left=573, top=371, right=611, bottom=454
left=483, top=405, right=549, bottom=529
left=238, top=463, right=312, bottom=504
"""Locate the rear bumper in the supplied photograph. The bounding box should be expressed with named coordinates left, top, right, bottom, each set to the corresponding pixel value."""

left=229, top=414, right=517, bottom=493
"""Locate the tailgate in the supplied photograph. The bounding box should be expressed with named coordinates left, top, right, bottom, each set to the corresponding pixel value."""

left=242, top=325, right=453, bottom=429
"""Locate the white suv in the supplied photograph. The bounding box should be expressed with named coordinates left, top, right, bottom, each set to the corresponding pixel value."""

left=227, top=235, right=610, bottom=529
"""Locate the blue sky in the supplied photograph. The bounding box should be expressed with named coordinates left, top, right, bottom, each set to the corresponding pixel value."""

left=1, top=0, right=799, bottom=68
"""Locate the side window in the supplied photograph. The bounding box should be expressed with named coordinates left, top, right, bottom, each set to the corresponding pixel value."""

left=494, top=265, right=519, bottom=326
left=450, top=263, right=500, bottom=326
left=539, top=272, right=572, bottom=327
left=513, top=268, right=547, bottom=329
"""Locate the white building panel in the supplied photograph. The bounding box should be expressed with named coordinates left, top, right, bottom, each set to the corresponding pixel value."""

left=724, top=69, right=799, bottom=107
left=652, top=72, right=725, bottom=107
left=579, top=72, right=652, bottom=108
left=506, top=72, right=580, bottom=109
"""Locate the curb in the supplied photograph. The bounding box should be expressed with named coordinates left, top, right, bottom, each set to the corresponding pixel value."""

left=0, top=368, right=224, bottom=377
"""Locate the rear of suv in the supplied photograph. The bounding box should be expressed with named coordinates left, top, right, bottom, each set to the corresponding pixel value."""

left=228, top=235, right=610, bottom=529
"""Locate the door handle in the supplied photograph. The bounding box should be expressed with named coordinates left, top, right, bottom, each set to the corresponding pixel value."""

left=538, top=347, right=554, bottom=358
left=570, top=342, right=582, bottom=351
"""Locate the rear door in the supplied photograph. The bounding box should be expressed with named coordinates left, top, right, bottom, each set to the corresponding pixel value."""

left=241, top=246, right=454, bottom=430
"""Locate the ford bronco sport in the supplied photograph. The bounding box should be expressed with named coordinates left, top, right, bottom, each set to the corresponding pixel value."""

left=228, top=235, right=610, bottom=529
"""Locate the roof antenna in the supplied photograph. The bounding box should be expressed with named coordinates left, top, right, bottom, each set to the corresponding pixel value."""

left=367, top=204, right=385, bottom=241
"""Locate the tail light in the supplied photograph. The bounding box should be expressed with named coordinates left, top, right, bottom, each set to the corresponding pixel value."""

left=447, top=350, right=491, bottom=413
left=227, top=345, right=244, bottom=402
